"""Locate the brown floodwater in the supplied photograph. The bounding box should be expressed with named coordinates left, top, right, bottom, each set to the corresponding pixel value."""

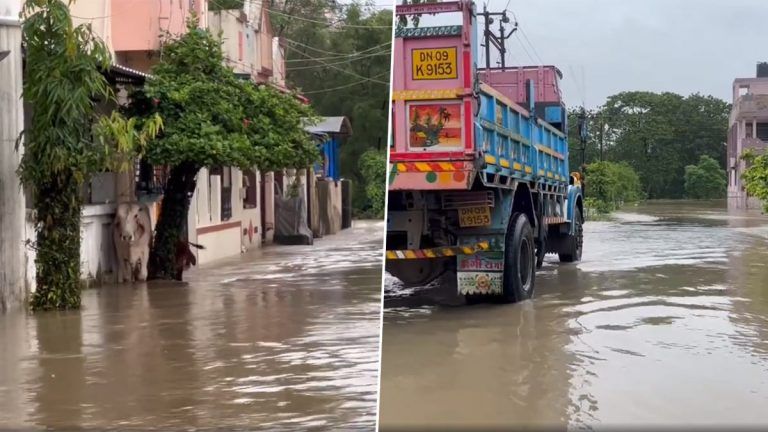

left=0, top=220, right=384, bottom=431
left=380, top=201, right=768, bottom=430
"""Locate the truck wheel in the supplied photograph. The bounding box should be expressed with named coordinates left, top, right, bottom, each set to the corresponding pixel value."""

left=559, top=208, right=583, bottom=263
left=386, top=258, right=447, bottom=287
left=501, top=212, right=536, bottom=303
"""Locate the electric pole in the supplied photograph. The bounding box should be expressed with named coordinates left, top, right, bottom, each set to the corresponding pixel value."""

left=480, top=6, right=517, bottom=72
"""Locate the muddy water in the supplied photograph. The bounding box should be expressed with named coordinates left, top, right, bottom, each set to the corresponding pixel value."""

left=380, top=201, right=768, bottom=430
left=0, top=220, right=383, bottom=430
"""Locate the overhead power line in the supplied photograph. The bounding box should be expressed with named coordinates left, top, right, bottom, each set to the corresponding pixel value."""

left=284, top=38, right=391, bottom=57
left=287, top=49, right=390, bottom=70
left=265, top=7, right=392, bottom=28
left=518, top=26, right=544, bottom=64
left=514, top=33, right=536, bottom=64
left=284, top=44, right=390, bottom=84
left=301, top=71, right=390, bottom=94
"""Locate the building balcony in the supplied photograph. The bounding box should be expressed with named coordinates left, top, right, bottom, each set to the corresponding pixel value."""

left=743, top=137, right=768, bottom=154
left=731, top=94, right=768, bottom=122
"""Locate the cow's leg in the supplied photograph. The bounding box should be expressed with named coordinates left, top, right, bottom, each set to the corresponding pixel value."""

left=137, top=254, right=148, bottom=282
left=116, top=259, right=125, bottom=283
left=120, top=258, right=132, bottom=283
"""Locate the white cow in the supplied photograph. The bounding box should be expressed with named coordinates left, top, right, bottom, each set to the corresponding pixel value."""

left=113, top=202, right=152, bottom=283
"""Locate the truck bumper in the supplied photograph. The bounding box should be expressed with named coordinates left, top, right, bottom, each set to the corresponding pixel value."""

left=385, top=241, right=490, bottom=260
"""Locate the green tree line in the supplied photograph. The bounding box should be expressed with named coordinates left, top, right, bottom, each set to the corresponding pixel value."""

left=567, top=91, right=731, bottom=204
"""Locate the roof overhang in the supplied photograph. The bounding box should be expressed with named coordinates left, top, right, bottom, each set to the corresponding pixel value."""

left=106, top=64, right=152, bottom=85
left=303, top=116, right=353, bottom=137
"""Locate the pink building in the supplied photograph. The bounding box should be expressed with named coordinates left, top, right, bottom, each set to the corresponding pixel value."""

left=69, top=0, right=291, bottom=271
left=727, top=63, right=768, bottom=210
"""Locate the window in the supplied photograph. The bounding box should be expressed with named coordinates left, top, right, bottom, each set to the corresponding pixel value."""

left=136, top=159, right=168, bottom=196
left=739, top=85, right=749, bottom=97
left=746, top=122, right=753, bottom=138
left=210, top=167, right=233, bottom=221
left=757, top=123, right=768, bottom=141
left=221, top=167, right=232, bottom=221
left=243, top=169, right=258, bottom=209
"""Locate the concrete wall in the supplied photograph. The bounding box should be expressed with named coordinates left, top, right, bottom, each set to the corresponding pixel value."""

left=272, top=37, right=286, bottom=86
left=111, top=0, right=207, bottom=53
left=263, top=171, right=275, bottom=243
left=80, top=204, right=118, bottom=285
left=208, top=10, right=255, bottom=76
left=317, top=180, right=343, bottom=236
left=192, top=166, right=269, bottom=264
left=0, top=13, right=27, bottom=311
left=70, top=0, right=112, bottom=54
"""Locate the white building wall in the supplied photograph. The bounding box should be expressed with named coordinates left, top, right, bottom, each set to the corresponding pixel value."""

left=1, top=4, right=27, bottom=310
left=80, top=204, right=118, bottom=285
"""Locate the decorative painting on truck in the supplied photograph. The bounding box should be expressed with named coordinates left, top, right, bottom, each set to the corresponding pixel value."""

left=407, top=101, right=462, bottom=150
left=457, top=252, right=504, bottom=295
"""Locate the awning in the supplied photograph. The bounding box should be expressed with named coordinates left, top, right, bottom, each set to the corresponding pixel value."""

left=303, top=116, right=353, bottom=137
left=104, top=64, right=151, bottom=85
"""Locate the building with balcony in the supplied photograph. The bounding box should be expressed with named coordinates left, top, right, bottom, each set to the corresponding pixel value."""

left=727, top=63, right=768, bottom=210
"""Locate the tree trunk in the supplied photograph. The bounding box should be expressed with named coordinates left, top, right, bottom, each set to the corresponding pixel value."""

left=31, top=173, right=83, bottom=310
left=148, top=162, right=199, bottom=281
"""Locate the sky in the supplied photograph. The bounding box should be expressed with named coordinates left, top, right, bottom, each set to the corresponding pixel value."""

left=417, top=0, right=768, bottom=108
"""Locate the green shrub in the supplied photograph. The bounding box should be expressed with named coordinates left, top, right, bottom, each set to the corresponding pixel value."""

left=742, top=150, right=768, bottom=212
left=359, top=150, right=386, bottom=218
left=684, top=155, right=726, bottom=199
left=585, top=161, right=643, bottom=213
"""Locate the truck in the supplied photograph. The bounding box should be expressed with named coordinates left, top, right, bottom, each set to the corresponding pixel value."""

left=386, top=0, right=584, bottom=303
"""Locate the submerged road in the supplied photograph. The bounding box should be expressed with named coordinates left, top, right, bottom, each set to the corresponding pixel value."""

left=0, top=220, right=384, bottom=430
left=380, top=201, right=768, bottom=430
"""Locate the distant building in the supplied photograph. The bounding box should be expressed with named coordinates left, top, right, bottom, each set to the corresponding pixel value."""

left=728, top=63, right=768, bottom=210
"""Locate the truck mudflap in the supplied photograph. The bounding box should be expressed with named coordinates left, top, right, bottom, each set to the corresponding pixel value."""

left=385, top=241, right=490, bottom=260
left=457, top=251, right=504, bottom=295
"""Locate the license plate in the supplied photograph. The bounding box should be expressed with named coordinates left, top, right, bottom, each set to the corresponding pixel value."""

left=412, top=47, right=458, bottom=80
left=458, top=206, right=491, bottom=227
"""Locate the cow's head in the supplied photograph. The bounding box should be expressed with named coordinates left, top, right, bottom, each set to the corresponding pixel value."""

left=115, top=203, right=148, bottom=244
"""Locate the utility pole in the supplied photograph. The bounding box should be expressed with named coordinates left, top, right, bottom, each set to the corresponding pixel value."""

left=599, top=114, right=604, bottom=162
left=578, top=108, right=588, bottom=170
left=480, top=6, right=517, bottom=72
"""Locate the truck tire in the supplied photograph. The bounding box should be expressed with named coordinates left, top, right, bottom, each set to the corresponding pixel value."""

left=559, top=208, right=583, bottom=263
left=386, top=258, right=447, bottom=287
left=501, top=212, right=536, bottom=303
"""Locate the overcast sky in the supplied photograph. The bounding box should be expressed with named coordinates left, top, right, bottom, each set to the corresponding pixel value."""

left=459, top=0, right=768, bottom=108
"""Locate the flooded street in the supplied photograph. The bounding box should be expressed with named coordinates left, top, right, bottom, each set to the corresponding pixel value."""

left=380, top=201, right=768, bottom=430
left=0, top=220, right=383, bottom=430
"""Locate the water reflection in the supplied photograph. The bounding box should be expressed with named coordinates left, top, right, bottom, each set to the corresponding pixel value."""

left=0, top=220, right=383, bottom=430
left=380, top=201, right=768, bottom=429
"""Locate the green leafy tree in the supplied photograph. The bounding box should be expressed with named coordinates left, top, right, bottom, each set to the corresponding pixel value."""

left=19, top=0, right=160, bottom=310
left=598, top=91, right=730, bottom=199
left=684, top=155, right=726, bottom=199
left=359, top=150, right=386, bottom=217
left=127, top=18, right=318, bottom=280
left=742, top=150, right=768, bottom=212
